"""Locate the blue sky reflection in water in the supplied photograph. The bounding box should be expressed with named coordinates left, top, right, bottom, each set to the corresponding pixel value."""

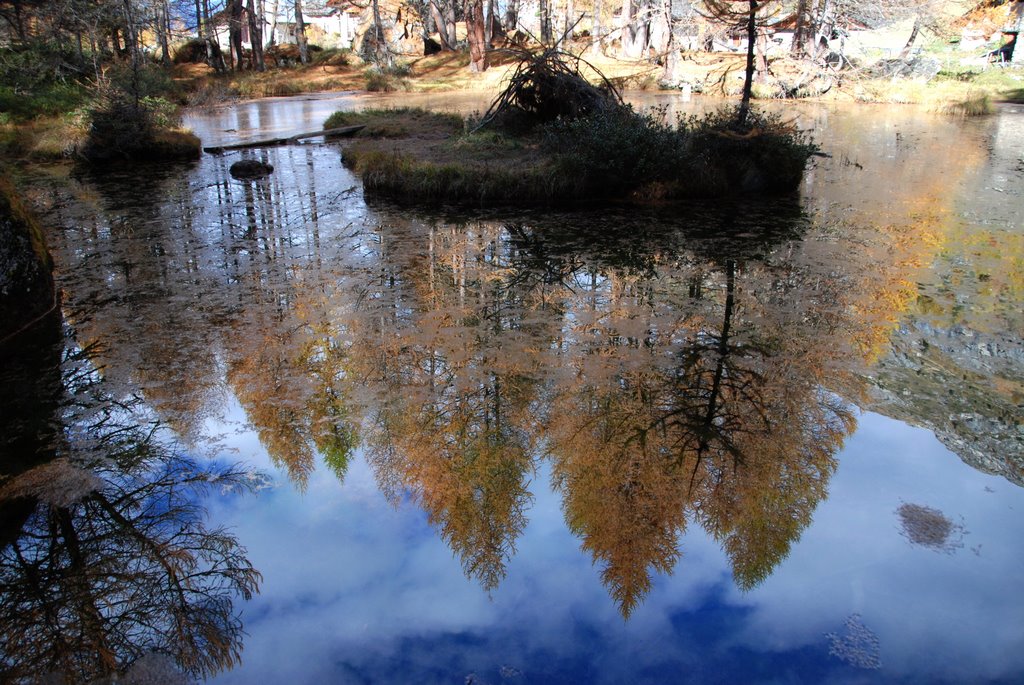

left=204, top=407, right=1024, bottom=685
left=6, top=95, right=1023, bottom=684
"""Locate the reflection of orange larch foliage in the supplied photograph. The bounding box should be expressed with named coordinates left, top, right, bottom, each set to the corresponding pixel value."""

left=369, top=396, right=533, bottom=591
left=848, top=212, right=946, bottom=363
left=548, top=256, right=858, bottom=613
left=227, top=331, right=318, bottom=488
left=352, top=220, right=546, bottom=591
left=549, top=381, right=691, bottom=617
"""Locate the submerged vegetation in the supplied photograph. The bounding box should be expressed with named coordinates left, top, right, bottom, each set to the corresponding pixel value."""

left=333, top=50, right=818, bottom=206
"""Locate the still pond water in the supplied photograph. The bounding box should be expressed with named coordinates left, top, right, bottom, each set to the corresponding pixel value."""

left=3, top=92, right=1023, bottom=684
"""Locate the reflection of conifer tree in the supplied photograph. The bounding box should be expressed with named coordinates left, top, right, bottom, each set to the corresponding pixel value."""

left=220, top=165, right=359, bottom=489
left=0, top=347, right=261, bottom=683
left=697, top=386, right=853, bottom=589
left=370, top=389, right=533, bottom=592
left=304, top=329, right=359, bottom=482
left=550, top=384, right=690, bottom=616
left=227, top=318, right=358, bottom=488
left=358, top=221, right=542, bottom=592
left=548, top=245, right=856, bottom=614
left=228, top=330, right=319, bottom=487
left=61, top=169, right=225, bottom=445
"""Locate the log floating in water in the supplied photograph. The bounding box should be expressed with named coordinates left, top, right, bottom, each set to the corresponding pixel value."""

left=203, top=125, right=365, bottom=153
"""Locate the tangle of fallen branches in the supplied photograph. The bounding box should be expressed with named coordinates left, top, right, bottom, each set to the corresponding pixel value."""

left=475, top=42, right=625, bottom=132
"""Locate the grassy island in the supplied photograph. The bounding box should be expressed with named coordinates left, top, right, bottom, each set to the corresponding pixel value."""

left=329, top=51, right=818, bottom=207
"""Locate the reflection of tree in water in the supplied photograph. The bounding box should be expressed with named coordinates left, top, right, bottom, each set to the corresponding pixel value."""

left=35, top=118, right=1001, bottom=625
left=537, top=209, right=858, bottom=614
left=354, top=221, right=541, bottom=592
left=0, top=343, right=262, bottom=683
left=316, top=207, right=865, bottom=613
left=44, top=171, right=937, bottom=617
left=896, top=502, right=966, bottom=553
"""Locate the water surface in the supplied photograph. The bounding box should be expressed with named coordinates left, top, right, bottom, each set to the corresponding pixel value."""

left=3, top=94, right=1022, bottom=684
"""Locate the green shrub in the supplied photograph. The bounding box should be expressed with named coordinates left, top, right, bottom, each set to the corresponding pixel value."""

left=0, top=82, right=88, bottom=120
left=345, top=149, right=586, bottom=205
left=324, top=107, right=462, bottom=137
left=82, top=95, right=196, bottom=162
left=0, top=42, right=88, bottom=94
left=682, top=107, right=819, bottom=195
left=340, top=106, right=818, bottom=206
left=363, top=65, right=411, bottom=92
left=312, top=48, right=353, bottom=67
left=104, top=61, right=175, bottom=101
left=544, top=105, right=686, bottom=194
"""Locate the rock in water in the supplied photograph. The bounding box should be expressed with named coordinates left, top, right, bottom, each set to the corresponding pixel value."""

left=230, top=160, right=274, bottom=179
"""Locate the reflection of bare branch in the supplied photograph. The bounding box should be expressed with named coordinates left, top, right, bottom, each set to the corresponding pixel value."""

left=0, top=345, right=262, bottom=683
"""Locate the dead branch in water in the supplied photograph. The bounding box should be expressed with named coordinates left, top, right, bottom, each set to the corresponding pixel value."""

left=203, top=125, right=365, bottom=153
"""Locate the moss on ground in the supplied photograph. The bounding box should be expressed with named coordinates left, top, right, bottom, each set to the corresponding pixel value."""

left=324, top=107, right=463, bottom=138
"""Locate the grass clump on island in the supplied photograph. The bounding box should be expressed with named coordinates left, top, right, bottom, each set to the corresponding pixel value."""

left=329, top=49, right=818, bottom=207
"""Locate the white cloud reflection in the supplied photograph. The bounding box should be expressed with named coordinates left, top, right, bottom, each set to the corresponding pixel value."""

left=207, top=409, right=1024, bottom=684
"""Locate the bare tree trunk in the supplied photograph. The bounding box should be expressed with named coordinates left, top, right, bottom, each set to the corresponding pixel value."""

left=485, top=0, right=496, bottom=46
left=738, top=0, right=757, bottom=126
left=647, top=0, right=670, bottom=55
left=202, top=0, right=224, bottom=71
left=443, top=0, right=457, bottom=47
left=430, top=0, right=457, bottom=49
left=370, top=0, right=392, bottom=66
left=756, top=29, right=768, bottom=81
left=505, top=0, right=518, bottom=31
left=591, top=0, right=603, bottom=54
left=540, top=0, right=552, bottom=43
left=564, top=0, right=574, bottom=39
left=898, top=17, right=919, bottom=59
left=229, top=0, right=243, bottom=69
left=157, top=0, right=171, bottom=64
left=195, top=0, right=203, bottom=36
left=810, top=0, right=832, bottom=58
left=10, top=0, right=26, bottom=42
left=489, top=8, right=505, bottom=45
left=121, top=0, right=140, bottom=62
left=266, top=0, right=278, bottom=46
left=620, top=0, right=635, bottom=56
left=791, top=0, right=808, bottom=56
left=247, top=0, right=265, bottom=70
left=294, top=0, right=309, bottom=63
left=430, top=1, right=448, bottom=48
left=662, top=6, right=681, bottom=81
left=423, top=0, right=435, bottom=36
left=466, top=0, right=488, bottom=71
